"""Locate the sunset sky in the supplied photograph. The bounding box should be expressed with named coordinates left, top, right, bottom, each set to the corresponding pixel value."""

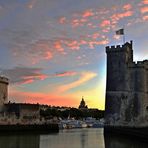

left=0, top=0, right=147, bottom=109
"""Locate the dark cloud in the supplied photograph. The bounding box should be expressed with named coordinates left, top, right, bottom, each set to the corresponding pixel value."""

left=0, top=67, right=48, bottom=84
left=54, top=71, right=77, bottom=77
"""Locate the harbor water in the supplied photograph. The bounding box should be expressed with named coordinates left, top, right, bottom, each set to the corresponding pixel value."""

left=0, top=128, right=148, bottom=148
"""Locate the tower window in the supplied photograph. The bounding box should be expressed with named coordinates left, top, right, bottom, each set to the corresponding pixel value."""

left=146, top=106, right=148, bottom=112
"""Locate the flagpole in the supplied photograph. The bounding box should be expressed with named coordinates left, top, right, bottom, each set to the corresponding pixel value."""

left=115, top=28, right=125, bottom=44
left=123, top=27, right=125, bottom=44
left=123, top=34, right=125, bottom=44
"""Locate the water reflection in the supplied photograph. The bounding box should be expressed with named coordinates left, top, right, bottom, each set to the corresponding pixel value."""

left=0, top=129, right=148, bottom=148
left=0, top=134, right=39, bottom=148
left=40, top=128, right=105, bottom=148
left=104, top=133, right=148, bottom=148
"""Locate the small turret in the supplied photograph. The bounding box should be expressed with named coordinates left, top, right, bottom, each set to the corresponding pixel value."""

left=0, top=76, right=9, bottom=110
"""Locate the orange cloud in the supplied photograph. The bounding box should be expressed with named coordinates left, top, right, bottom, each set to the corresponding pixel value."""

left=9, top=74, right=106, bottom=109
left=91, top=33, right=100, bottom=39
left=45, top=51, right=53, bottom=60
left=29, top=40, right=53, bottom=63
left=54, top=41, right=64, bottom=52
left=82, top=10, right=94, bottom=18
left=71, top=19, right=80, bottom=27
left=12, top=33, right=110, bottom=64
left=123, top=4, right=132, bottom=11
left=64, top=40, right=80, bottom=50
left=58, top=71, right=97, bottom=93
left=19, top=74, right=48, bottom=85
left=79, top=40, right=87, bottom=45
left=23, top=75, right=47, bottom=81
left=143, top=0, right=148, bottom=5
left=111, top=11, right=133, bottom=21
left=55, top=71, right=77, bottom=77
left=88, top=40, right=109, bottom=49
left=71, top=18, right=88, bottom=27
left=9, top=88, right=78, bottom=107
left=143, top=15, right=148, bottom=20
left=141, top=7, right=148, bottom=13
left=12, top=2, right=144, bottom=66
left=1, top=67, right=48, bottom=85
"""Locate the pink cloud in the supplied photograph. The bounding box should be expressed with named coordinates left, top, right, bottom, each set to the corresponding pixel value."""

left=91, top=33, right=100, bottom=39
left=71, top=18, right=88, bottom=27
left=44, top=51, right=53, bottom=60
left=79, top=40, right=87, bottom=45
left=9, top=88, right=79, bottom=107
left=54, top=71, right=77, bottom=77
left=82, top=9, right=94, bottom=18
left=64, top=40, right=80, bottom=50
left=97, top=8, right=110, bottom=15
left=54, top=41, right=64, bottom=52
left=88, top=40, right=109, bottom=49
left=59, top=17, right=67, bottom=24
left=123, top=4, right=132, bottom=11
left=1, top=67, right=48, bottom=85
left=102, top=28, right=110, bottom=33
left=22, top=75, right=47, bottom=81
left=79, top=18, right=88, bottom=23
left=143, top=15, right=148, bottom=20
left=12, top=33, right=110, bottom=64
left=143, top=0, right=148, bottom=5
left=18, top=73, right=48, bottom=85
left=100, top=20, right=111, bottom=27
left=111, top=11, right=133, bottom=21
left=12, top=2, right=145, bottom=65
left=141, top=7, right=148, bottom=13
left=28, top=40, right=53, bottom=63
left=71, top=19, right=81, bottom=27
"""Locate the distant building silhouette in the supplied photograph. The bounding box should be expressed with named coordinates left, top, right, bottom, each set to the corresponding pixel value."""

left=0, top=76, right=40, bottom=123
left=105, top=41, right=148, bottom=126
left=79, top=97, right=88, bottom=109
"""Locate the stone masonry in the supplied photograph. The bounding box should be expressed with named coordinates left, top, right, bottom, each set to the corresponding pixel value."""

left=105, top=41, right=148, bottom=127
left=0, top=76, right=9, bottom=111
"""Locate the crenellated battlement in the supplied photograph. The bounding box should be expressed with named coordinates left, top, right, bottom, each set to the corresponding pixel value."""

left=0, top=76, right=9, bottom=84
left=106, top=41, right=133, bottom=53
left=143, top=60, right=148, bottom=65
left=105, top=39, right=148, bottom=127
left=129, top=60, right=148, bottom=69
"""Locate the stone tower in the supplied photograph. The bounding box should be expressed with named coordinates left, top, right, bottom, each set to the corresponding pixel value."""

left=0, top=76, right=9, bottom=111
left=105, top=41, right=148, bottom=126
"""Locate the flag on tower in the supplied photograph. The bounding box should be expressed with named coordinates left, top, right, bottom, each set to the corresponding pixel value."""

left=116, top=28, right=124, bottom=35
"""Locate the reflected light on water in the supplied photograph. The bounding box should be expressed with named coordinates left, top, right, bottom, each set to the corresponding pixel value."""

left=0, top=128, right=148, bottom=148
left=40, top=128, right=105, bottom=148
